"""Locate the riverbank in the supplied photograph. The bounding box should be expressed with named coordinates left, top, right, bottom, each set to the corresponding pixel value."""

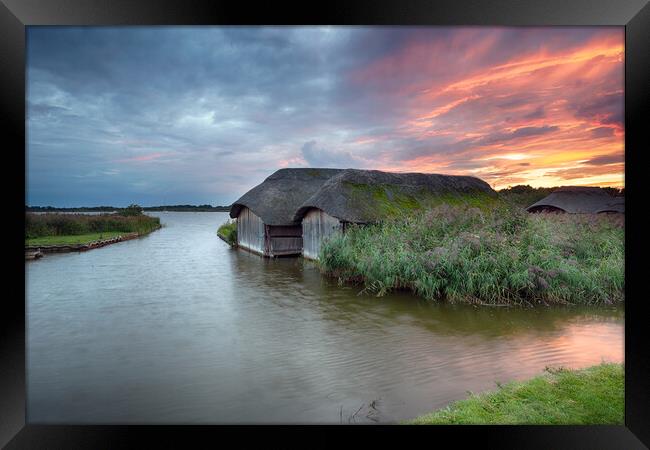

left=319, top=204, right=624, bottom=306
left=406, top=362, right=623, bottom=424
left=26, top=231, right=125, bottom=246
left=26, top=211, right=162, bottom=257
left=25, top=231, right=149, bottom=256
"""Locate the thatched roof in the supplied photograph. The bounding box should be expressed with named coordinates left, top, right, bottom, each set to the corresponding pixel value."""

left=293, top=169, right=497, bottom=223
left=596, top=196, right=625, bottom=214
left=526, top=186, right=620, bottom=213
left=229, top=168, right=343, bottom=226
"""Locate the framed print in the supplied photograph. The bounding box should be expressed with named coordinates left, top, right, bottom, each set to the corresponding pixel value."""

left=2, top=0, right=649, bottom=447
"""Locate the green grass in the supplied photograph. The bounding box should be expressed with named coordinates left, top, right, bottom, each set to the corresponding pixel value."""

left=406, top=363, right=624, bottom=425
left=26, top=231, right=125, bottom=246
left=217, top=220, right=237, bottom=246
left=319, top=203, right=624, bottom=305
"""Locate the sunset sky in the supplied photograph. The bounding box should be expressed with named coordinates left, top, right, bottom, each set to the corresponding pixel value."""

left=27, top=26, right=624, bottom=206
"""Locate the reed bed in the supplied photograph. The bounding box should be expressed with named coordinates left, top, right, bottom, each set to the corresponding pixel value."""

left=26, top=212, right=161, bottom=239
left=320, top=204, right=624, bottom=305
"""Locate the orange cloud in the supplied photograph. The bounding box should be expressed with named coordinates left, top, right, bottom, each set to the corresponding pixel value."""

left=353, top=28, right=624, bottom=189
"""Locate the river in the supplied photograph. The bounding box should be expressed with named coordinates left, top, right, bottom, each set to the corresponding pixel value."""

left=26, top=212, right=624, bottom=424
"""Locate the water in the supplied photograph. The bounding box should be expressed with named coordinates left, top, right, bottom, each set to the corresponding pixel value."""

left=26, top=212, right=624, bottom=424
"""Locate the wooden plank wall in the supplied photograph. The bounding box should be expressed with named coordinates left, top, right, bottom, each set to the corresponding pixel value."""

left=302, top=208, right=342, bottom=260
left=267, top=226, right=302, bottom=237
left=267, top=224, right=303, bottom=256
left=236, top=207, right=266, bottom=255
left=269, top=236, right=303, bottom=256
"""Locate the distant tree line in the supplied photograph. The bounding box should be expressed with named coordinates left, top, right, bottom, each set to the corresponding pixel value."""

left=142, top=204, right=231, bottom=212
left=26, top=204, right=232, bottom=212
left=498, top=185, right=624, bottom=196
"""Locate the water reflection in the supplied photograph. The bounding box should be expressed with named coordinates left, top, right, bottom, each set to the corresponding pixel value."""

left=27, top=212, right=623, bottom=424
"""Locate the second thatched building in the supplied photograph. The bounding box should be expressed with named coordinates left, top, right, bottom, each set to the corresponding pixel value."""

left=526, top=186, right=624, bottom=214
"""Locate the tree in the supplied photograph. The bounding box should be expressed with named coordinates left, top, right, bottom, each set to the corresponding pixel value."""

left=119, top=204, right=144, bottom=216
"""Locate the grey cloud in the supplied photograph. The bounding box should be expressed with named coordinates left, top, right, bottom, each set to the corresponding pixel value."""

left=524, top=106, right=546, bottom=120
left=25, top=26, right=622, bottom=206
left=382, top=125, right=559, bottom=164
left=301, top=141, right=361, bottom=168
left=454, top=125, right=559, bottom=150
left=574, top=92, right=623, bottom=127
left=586, top=154, right=623, bottom=165
left=590, top=127, right=615, bottom=138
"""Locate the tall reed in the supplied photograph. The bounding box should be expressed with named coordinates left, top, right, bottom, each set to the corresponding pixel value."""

left=25, top=213, right=161, bottom=238
left=320, top=204, right=624, bottom=305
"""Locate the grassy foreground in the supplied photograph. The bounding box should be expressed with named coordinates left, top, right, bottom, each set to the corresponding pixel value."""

left=26, top=231, right=124, bottom=246
left=320, top=203, right=624, bottom=305
left=406, top=363, right=624, bottom=425
left=217, top=221, right=237, bottom=246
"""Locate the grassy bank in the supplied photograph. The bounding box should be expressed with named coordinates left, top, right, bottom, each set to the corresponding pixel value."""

left=217, top=220, right=237, bottom=246
left=320, top=203, right=623, bottom=305
left=406, top=363, right=623, bottom=425
left=26, top=209, right=161, bottom=245
left=26, top=231, right=125, bottom=246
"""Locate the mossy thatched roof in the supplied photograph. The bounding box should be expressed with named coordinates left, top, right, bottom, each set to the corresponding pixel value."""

left=596, top=196, right=625, bottom=214
left=526, top=186, right=622, bottom=213
left=293, top=169, right=497, bottom=223
left=231, top=168, right=496, bottom=225
left=229, top=168, right=343, bottom=226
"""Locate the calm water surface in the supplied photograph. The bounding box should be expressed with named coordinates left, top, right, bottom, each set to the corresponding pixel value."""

left=26, top=212, right=624, bottom=424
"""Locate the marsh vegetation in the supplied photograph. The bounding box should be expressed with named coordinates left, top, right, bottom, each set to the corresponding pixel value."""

left=26, top=205, right=161, bottom=246
left=217, top=220, right=238, bottom=246
left=320, top=203, right=624, bottom=305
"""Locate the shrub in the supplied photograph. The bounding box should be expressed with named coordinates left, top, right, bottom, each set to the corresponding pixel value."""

left=118, top=204, right=144, bottom=216
left=217, top=220, right=237, bottom=246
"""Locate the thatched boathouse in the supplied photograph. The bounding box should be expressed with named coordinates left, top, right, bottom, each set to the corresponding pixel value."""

left=229, top=168, right=342, bottom=256
left=596, top=196, right=625, bottom=214
left=293, top=169, right=497, bottom=260
left=526, top=186, right=624, bottom=214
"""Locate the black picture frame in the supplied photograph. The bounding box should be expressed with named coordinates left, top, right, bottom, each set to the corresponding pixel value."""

left=2, top=0, right=648, bottom=447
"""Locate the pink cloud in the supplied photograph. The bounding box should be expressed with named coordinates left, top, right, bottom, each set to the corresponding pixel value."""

left=346, top=28, right=624, bottom=189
